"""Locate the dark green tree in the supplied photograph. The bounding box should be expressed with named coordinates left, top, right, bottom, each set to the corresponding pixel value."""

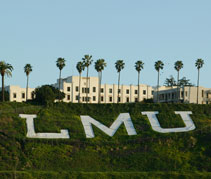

left=154, top=60, right=164, bottom=103
left=0, top=61, right=13, bottom=102
left=115, top=60, right=125, bottom=103
left=164, top=75, right=176, bottom=87
left=76, top=61, right=85, bottom=103
left=135, top=60, right=144, bottom=102
left=82, top=55, right=93, bottom=103
left=24, top=64, right=32, bottom=101
left=195, top=59, right=204, bottom=104
left=56, top=57, right=66, bottom=101
left=95, top=59, right=107, bottom=103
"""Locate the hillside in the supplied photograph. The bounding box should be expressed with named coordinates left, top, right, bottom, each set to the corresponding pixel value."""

left=0, top=102, right=211, bottom=178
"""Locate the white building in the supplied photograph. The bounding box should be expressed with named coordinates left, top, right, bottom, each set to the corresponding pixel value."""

left=153, top=86, right=211, bottom=104
left=5, top=85, right=35, bottom=102
left=53, top=76, right=154, bottom=103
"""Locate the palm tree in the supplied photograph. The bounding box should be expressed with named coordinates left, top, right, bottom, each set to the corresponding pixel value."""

left=135, top=60, right=144, bottom=102
left=24, top=64, right=33, bottom=101
left=95, top=59, right=107, bottom=103
left=82, top=55, right=93, bottom=103
left=56, top=57, right=66, bottom=101
left=0, top=61, right=13, bottom=102
left=195, top=59, right=204, bottom=104
left=174, top=61, right=184, bottom=102
left=154, top=60, right=164, bottom=103
left=115, top=60, right=125, bottom=103
left=76, top=61, right=85, bottom=103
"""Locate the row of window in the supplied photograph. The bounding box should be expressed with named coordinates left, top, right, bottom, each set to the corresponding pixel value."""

left=66, top=94, right=143, bottom=103
left=67, top=86, right=152, bottom=95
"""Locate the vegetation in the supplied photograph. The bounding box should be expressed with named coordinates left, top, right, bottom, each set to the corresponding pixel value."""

left=154, top=61, right=164, bottom=102
left=0, top=102, right=210, bottom=178
left=0, top=61, right=13, bottom=102
left=135, top=60, right=144, bottom=102
left=32, top=85, right=65, bottom=105
left=76, top=61, right=85, bottom=103
left=95, top=59, right=107, bottom=103
left=115, top=60, right=125, bottom=103
left=174, top=61, right=184, bottom=102
left=24, top=64, right=33, bottom=101
left=164, top=76, right=193, bottom=87
left=82, top=55, right=93, bottom=103
left=56, top=58, right=66, bottom=101
left=195, top=59, right=204, bottom=104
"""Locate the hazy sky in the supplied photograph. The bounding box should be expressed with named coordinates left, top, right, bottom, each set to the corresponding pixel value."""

left=0, top=0, right=210, bottom=88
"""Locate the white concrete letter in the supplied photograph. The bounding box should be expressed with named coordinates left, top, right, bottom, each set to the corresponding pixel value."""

left=80, top=113, right=137, bottom=138
left=141, top=111, right=196, bottom=133
left=19, top=114, right=70, bottom=139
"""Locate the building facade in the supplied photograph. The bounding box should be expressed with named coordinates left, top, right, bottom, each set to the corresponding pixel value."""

left=153, top=86, right=211, bottom=104
left=53, top=76, right=154, bottom=103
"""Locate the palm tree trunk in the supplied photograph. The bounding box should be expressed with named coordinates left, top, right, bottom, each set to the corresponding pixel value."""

left=177, top=71, right=179, bottom=103
left=2, top=75, right=4, bottom=102
left=26, top=75, right=29, bottom=101
left=59, top=70, right=61, bottom=101
left=117, top=72, right=120, bottom=103
left=157, top=70, right=160, bottom=103
left=197, top=69, right=200, bottom=104
left=98, top=72, right=101, bottom=104
left=78, top=73, right=81, bottom=103
left=86, top=67, right=89, bottom=103
left=138, top=71, right=140, bottom=102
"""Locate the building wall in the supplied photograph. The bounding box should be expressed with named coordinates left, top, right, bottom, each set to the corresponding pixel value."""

left=5, top=86, right=35, bottom=102
left=153, top=86, right=211, bottom=104
left=54, top=76, right=154, bottom=103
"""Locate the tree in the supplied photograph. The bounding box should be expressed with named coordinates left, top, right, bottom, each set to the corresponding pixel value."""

left=115, top=60, right=125, bottom=103
left=135, top=60, right=144, bottom=102
left=0, top=61, right=13, bottom=102
left=76, top=61, right=85, bottom=103
left=174, top=61, right=184, bottom=102
left=154, top=60, right=164, bottom=103
left=164, top=75, right=176, bottom=87
left=195, top=59, right=204, bottom=104
left=33, top=85, right=65, bottom=106
left=56, top=58, right=66, bottom=101
left=24, top=64, right=32, bottom=101
left=82, top=55, right=93, bottom=103
left=179, top=77, right=194, bottom=87
left=95, top=59, right=107, bottom=103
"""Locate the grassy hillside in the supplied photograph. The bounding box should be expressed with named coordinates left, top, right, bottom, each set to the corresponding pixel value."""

left=0, top=102, right=211, bottom=178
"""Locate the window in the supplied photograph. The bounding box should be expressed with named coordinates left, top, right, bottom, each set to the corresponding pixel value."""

left=93, top=96, right=96, bottom=101
left=82, top=97, right=85, bottom=101
left=76, top=86, right=79, bottom=92
left=22, top=93, right=25, bottom=99
left=76, top=95, right=79, bottom=100
left=13, top=93, right=17, bottom=98
left=126, top=89, right=129, bottom=94
left=202, top=90, right=204, bottom=98
left=118, top=97, right=121, bottom=102
left=85, top=97, right=90, bottom=102
left=109, top=88, right=112, bottom=93
left=67, top=87, right=71, bottom=92
left=109, top=97, right=112, bottom=102
left=126, top=97, right=129, bottom=103
left=67, top=95, right=70, bottom=100
left=101, top=88, right=104, bottom=93
left=31, top=93, right=34, bottom=99
left=135, top=90, right=138, bottom=94
left=82, top=88, right=89, bottom=93
left=135, top=98, right=138, bottom=102
left=118, top=89, right=121, bottom=93
left=93, top=87, right=96, bottom=92
left=152, top=91, right=154, bottom=95
left=101, top=96, right=104, bottom=102
left=185, top=91, right=188, bottom=97
left=143, top=90, right=146, bottom=95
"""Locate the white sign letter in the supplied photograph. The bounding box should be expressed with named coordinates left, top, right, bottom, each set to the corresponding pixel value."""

left=80, top=113, right=137, bottom=138
left=19, top=114, right=70, bottom=139
left=141, top=111, right=196, bottom=133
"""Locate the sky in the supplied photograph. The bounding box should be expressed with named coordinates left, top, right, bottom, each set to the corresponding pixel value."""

left=0, top=0, right=210, bottom=88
